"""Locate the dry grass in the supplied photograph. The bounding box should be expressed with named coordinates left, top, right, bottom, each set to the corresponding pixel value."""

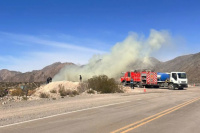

left=28, top=89, right=36, bottom=96
left=11, top=88, right=24, bottom=96
left=50, top=89, right=57, bottom=93
left=39, top=93, right=49, bottom=98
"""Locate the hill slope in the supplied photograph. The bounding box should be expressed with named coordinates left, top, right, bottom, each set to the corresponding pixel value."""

left=0, top=62, right=75, bottom=82
left=155, top=52, right=200, bottom=83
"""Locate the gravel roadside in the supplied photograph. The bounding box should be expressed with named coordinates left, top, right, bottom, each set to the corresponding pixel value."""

left=0, top=87, right=193, bottom=126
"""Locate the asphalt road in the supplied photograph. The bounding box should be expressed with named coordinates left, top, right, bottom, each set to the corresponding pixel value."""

left=1, top=87, right=200, bottom=133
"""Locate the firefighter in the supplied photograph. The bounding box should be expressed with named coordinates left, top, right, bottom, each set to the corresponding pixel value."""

left=130, top=78, right=134, bottom=89
left=79, top=75, right=82, bottom=82
left=46, top=77, right=52, bottom=84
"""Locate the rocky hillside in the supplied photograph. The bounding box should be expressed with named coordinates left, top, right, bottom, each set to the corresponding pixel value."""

left=0, top=70, right=21, bottom=81
left=0, top=62, right=75, bottom=82
left=155, top=52, right=200, bottom=83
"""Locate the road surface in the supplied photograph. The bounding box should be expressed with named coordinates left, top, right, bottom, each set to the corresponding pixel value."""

left=1, top=87, right=200, bottom=133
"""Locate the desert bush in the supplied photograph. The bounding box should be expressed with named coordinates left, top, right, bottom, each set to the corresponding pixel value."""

left=59, top=88, right=79, bottom=97
left=58, top=84, right=68, bottom=96
left=58, top=84, right=64, bottom=90
left=59, top=87, right=67, bottom=96
left=50, top=89, right=57, bottom=93
left=27, top=89, right=36, bottom=96
left=72, top=90, right=79, bottom=96
left=77, top=82, right=88, bottom=93
left=22, top=96, right=28, bottom=100
left=52, top=97, right=56, bottom=100
left=11, top=88, right=24, bottom=96
left=87, top=89, right=95, bottom=94
left=58, top=84, right=79, bottom=97
left=0, top=87, right=7, bottom=97
left=39, top=93, right=49, bottom=98
left=88, top=75, right=123, bottom=93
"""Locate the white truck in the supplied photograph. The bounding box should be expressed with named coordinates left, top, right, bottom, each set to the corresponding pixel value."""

left=157, top=72, right=188, bottom=90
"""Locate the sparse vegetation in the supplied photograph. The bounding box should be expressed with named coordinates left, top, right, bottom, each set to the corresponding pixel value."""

left=0, top=82, right=42, bottom=98
left=59, top=89, right=79, bottom=97
left=28, top=89, right=36, bottom=96
left=87, top=89, right=95, bottom=94
left=22, top=96, right=28, bottom=100
left=88, top=75, right=123, bottom=93
left=52, top=97, right=56, bottom=100
left=77, top=82, right=88, bottom=93
left=72, top=90, right=79, bottom=96
left=58, top=86, right=67, bottom=96
left=50, top=89, right=57, bottom=93
left=39, top=93, right=49, bottom=98
left=11, top=88, right=24, bottom=96
left=58, top=84, right=79, bottom=97
left=0, top=87, right=8, bottom=97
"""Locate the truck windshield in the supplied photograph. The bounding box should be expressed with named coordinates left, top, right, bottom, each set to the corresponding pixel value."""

left=178, top=73, right=186, bottom=79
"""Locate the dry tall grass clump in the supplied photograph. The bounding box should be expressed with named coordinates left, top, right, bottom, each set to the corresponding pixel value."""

left=58, top=84, right=79, bottom=97
left=39, top=93, right=50, bottom=98
left=0, top=87, right=7, bottom=97
left=11, top=88, right=24, bottom=96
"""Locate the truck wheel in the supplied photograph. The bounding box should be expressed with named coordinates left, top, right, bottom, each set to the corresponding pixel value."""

left=169, top=84, right=175, bottom=90
left=139, top=83, right=143, bottom=88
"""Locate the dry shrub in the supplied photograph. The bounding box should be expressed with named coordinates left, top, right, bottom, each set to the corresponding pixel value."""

left=22, top=96, right=28, bottom=100
left=88, top=75, right=123, bottom=93
left=50, top=89, right=57, bottom=93
left=87, top=89, right=95, bottom=94
left=39, top=93, right=49, bottom=98
left=58, top=84, right=79, bottom=97
left=28, top=89, right=36, bottom=96
left=11, top=88, right=24, bottom=96
left=72, top=90, right=79, bottom=96
left=52, top=97, right=56, bottom=100
left=0, top=87, right=7, bottom=97
left=59, top=87, right=67, bottom=96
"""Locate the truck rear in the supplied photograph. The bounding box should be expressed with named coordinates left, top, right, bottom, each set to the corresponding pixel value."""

left=120, top=70, right=157, bottom=87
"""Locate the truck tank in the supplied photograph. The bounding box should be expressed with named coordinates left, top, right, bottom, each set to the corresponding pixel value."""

left=157, top=72, right=170, bottom=81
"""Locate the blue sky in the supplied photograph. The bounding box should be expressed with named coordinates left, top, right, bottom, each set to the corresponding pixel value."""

left=0, top=0, right=200, bottom=72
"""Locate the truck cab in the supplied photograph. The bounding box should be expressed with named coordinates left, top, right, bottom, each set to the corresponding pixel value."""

left=120, top=72, right=131, bottom=85
left=170, top=72, right=188, bottom=89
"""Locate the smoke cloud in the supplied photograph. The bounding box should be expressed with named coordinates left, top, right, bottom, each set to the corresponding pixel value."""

left=53, top=29, right=172, bottom=82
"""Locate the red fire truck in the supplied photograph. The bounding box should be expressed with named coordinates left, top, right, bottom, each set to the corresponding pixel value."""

left=120, top=70, right=157, bottom=88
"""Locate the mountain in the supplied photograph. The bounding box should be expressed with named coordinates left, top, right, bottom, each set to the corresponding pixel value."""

left=0, top=52, right=200, bottom=83
left=0, top=69, right=21, bottom=81
left=0, top=62, right=75, bottom=82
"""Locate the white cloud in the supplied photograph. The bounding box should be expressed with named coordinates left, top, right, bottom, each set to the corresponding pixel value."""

left=0, top=51, right=96, bottom=72
left=0, top=32, right=107, bottom=54
left=0, top=32, right=108, bottom=72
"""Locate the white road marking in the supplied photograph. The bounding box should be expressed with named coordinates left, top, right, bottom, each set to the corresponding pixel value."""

left=0, top=100, right=131, bottom=128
